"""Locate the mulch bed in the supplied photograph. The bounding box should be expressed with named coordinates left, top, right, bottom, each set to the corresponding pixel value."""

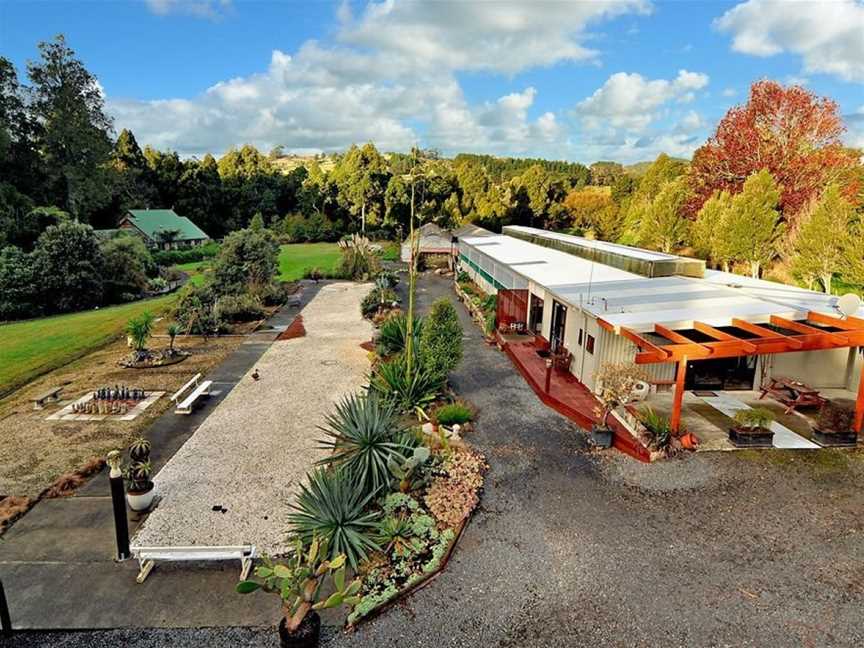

left=276, top=315, right=306, bottom=340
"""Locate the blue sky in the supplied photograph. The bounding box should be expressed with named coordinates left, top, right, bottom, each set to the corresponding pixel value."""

left=2, top=0, right=862, bottom=163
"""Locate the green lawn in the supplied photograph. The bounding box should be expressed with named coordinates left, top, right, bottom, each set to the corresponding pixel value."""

left=0, top=294, right=177, bottom=397
left=277, top=242, right=341, bottom=281
left=177, top=260, right=210, bottom=286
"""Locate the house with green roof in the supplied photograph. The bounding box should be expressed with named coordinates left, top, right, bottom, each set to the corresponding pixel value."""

left=117, top=209, right=210, bottom=250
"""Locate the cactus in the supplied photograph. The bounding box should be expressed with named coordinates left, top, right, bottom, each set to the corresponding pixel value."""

left=387, top=446, right=430, bottom=493
left=236, top=536, right=361, bottom=633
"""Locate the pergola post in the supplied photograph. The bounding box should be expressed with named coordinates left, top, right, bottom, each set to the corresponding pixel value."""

left=856, top=355, right=864, bottom=434
left=671, top=357, right=688, bottom=435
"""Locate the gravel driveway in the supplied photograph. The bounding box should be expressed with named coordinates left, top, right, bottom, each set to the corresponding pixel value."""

left=132, top=282, right=373, bottom=555
left=15, top=273, right=864, bottom=647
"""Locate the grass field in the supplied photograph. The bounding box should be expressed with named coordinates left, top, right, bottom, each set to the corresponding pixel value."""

left=277, top=242, right=341, bottom=281
left=0, top=294, right=177, bottom=397
left=177, top=260, right=210, bottom=286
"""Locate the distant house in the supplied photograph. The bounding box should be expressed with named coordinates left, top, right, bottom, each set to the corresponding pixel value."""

left=400, top=223, right=494, bottom=266
left=117, top=209, right=210, bottom=250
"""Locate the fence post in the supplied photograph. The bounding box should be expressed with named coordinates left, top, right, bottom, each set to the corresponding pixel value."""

left=107, top=450, right=130, bottom=561
left=0, top=578, right=11, bottom=638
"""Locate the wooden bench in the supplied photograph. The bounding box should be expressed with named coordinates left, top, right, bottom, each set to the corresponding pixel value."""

left=130, top=545, right=255, bottom=583
left=171, top=373, right=212, bottom=414
left=32, top=386, right=63, bottom=410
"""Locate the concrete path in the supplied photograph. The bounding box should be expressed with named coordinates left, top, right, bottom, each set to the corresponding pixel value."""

left=132, top=282, right=372, bottom=555
left=0, top=284, right=325, bottom=630
left=696, top=392, right=820, bottom=449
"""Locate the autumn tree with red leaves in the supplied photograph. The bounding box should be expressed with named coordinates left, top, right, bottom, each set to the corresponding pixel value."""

left=688, top=80, right=861, bottom=224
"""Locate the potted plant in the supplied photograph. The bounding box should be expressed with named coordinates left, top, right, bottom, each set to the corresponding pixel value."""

left=125, top=437, right=156, bottom=511
left=812, top=398, right=858, bottom=447
left=729, top=408, right=775, bottom=447
left=592, top=363, right=649, bottom=448
left=237, top=536, right=362, bottom=648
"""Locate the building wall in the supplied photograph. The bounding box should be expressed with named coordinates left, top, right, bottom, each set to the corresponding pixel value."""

left=767, top=347, right=861, bottom=390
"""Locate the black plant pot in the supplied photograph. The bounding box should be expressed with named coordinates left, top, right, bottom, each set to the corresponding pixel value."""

left=279, top=612, right=321, bottom=648
left=590, top=426, right=614, bottom=449
left=812, top=427, right=858, bottom=448
left=728, top=426, right=774, bottom=448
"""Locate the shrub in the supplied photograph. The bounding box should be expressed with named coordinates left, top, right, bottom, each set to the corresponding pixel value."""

left=457, top=271, right=470, bottom=283
left=370, top=356, right=442, bottom=413
left=101, top=234, right=153, bottom=302
left=287, top=468, right=380, bottom=568
left=377, top=314, right=423, bottom=357
left=434, top=402, right=474, bottom=426
left=419, top=298, right=463, bottom=383
left=380, top=242, right=400, bottom=262
left=174, top=284, right=222, bottom=335
left=361, top=286, right=398, bottom=319
left=338, top=234, right=381, bottom=279
left=152, top=241, right=219, bottom=266
left=816, top=399, right=856, bottom=434
left=638, top=406, right=672, bottom=451
left=125, top=311, right=155, bottom=352
left=211, top=224, right=279, bottom=296
left=0, top=245, right=41, bottom=320
left=213, top=293, right=265, bottom=323
left=316, top=393, right=408, bottom=497
left=733, top=407, right=775, bottom=430
left=376, top=268, right=399, bottom=288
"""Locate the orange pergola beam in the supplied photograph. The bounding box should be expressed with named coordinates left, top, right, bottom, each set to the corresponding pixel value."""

left=620, top=326, right=669, bottom=362
left=856, top=359, right=864, bottom=434
left=693, top=321, right=757, bottom=353
left=731, top=318, right=803, bottom=348
left=655, top=324, right=698, bottom=345
left=770, top=315, right=848, bottom=344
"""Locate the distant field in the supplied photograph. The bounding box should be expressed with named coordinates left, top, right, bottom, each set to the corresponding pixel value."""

left=0, top=294, right=177, bottom=397
left=278, top=242, right=341, bottom=281
left=177, top=260, right=210, bottom=286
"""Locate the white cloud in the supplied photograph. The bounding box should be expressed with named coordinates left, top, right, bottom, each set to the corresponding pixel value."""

left=340, top=0, right=651, bottom=74
left=145, top=0, right=232, bottom=19
left=575, top=69, right=709, bottom=131
left=679, top=110, right=703, bottom=132
left=721, top=87, right=737, bottom=97
left=715, top=0, right=864, bottom=82
left=113, top=1, right=652, bottom=158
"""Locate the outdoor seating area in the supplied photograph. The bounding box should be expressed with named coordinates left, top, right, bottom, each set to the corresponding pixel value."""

left=759, top=376, right=827, bottom=414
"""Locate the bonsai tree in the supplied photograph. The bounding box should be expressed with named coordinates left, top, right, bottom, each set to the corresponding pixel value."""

left=125, top=311, right=155, bottom=361
left=732, top=407, right=775, bottom=434
left=237, top=536, right=362, bottom=643
left=593, top=363, right=649, bottom=430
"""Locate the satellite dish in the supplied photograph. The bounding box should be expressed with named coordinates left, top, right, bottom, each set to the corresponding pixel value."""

left=837, top=293, right=862, bottom=318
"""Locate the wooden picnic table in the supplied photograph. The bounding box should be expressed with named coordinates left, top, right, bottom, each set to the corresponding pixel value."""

left=759, top=376, right=826, bottom=414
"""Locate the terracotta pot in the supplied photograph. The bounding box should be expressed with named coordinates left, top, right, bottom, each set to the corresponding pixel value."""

left=278, top=612, right=321, bottom=648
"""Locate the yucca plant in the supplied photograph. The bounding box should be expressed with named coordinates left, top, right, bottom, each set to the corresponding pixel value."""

left=369, top=356, right=441, bottom=413
left=126, top=311, right=155, bottom=353
left=316, top=393, right=407, bottom=496
left=287, top=468, right=380, bottom=568
left=376, top=314, right=423, bottom=357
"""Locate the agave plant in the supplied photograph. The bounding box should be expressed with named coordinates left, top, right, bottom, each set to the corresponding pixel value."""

left=316, top=393, right=407, bottom=496
left=370, top=356, right=441, bottom=413
left=376, top=314, right=423, bottom=357
left=287, top=467, right=380, bottom=568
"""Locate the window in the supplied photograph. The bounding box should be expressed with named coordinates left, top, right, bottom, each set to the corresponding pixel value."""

left=586, top=334, right=595, bottom=354
left=578, top=328, right=583, bottom=346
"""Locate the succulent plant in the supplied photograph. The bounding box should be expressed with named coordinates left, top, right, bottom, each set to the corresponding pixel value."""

left=128, top=436, right=151, bottom=462
left=387, top=446, right=430, bottom=493
left=237, top=536, right=361, bottom=633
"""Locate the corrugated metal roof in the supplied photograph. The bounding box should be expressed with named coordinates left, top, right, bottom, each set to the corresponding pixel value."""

left=126, top=209, right=209, bottom=241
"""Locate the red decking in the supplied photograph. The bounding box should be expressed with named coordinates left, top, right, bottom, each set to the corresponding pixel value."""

left=501, top=336, right=650, bottom=462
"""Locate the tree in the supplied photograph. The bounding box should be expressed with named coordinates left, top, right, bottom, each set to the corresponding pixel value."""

left=691, top=190, right=735, bottom=270
left=27, top=35, right=114, bottom=220
left=725, top=170, right=783, bottom=278
left=637, top=177, right=690, bottom=253
left=332, top=143, right=390, bottom=232
left=100, top=233, right=153, bottom=302
left=419, top=298, right=463, bottom=384
left=689, top=80, right=861, bottom=223
left=791, top=184, right=855, bottom=293
left=610, top=174, right=636, bottom=204
left=110, top=129, right=157, bottom=211
left=517, top=164, right=556, bottom=226
left=211, top=221, right=279, bottom=295
left=32, top=219, right=104, bottom=312
left=0, top=57, right=43, bottom=202
left=590, top=161, right=623, bottom=186
left=563, top=187, right=615, bottom=233
left=0, top=245, right=41, bottom=320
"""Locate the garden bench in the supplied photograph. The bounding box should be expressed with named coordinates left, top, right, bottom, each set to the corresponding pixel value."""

left=171, top=373, right=212, bottom=414
left=130, top=545, right=255, bottom=583
left=31, top=386, right=63, bottom=410
left=759, top=376, right=826, bottom=414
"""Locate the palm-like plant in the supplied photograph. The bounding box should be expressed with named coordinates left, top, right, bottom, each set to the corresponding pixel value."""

left=167, top=323, right=180, bottom=352
left=370, top=356, right=441, bottom=413
left=316, top=393, right=406, bottom=496
left=287, top=468, right=380, bottom=568
left=376, top=314, right=423, bottom=357
left=126, top=311, right=155, bottom=355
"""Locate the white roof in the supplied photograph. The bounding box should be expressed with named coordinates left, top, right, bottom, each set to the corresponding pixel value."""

left=505, top=225, right=680, bottom=262
left=460, top=230, right=863, bottom=333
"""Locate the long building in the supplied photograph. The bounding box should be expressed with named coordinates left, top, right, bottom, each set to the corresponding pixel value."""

left=456, top=225, right=864, bottom=434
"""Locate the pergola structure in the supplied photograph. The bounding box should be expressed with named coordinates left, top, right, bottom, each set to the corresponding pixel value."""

left=599, top=311, right=864, bottom=435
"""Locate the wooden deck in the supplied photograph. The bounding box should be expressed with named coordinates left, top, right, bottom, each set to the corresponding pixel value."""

left=500, top=335, right=650, bottom=462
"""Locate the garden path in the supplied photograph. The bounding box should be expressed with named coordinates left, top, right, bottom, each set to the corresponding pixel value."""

left=132, top=282, right=373, bottom=555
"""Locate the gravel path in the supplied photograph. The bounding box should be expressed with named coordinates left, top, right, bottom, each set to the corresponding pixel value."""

left=132, top=282, right=373, bottom=555
left=16, top=273, right=864, bottom=647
